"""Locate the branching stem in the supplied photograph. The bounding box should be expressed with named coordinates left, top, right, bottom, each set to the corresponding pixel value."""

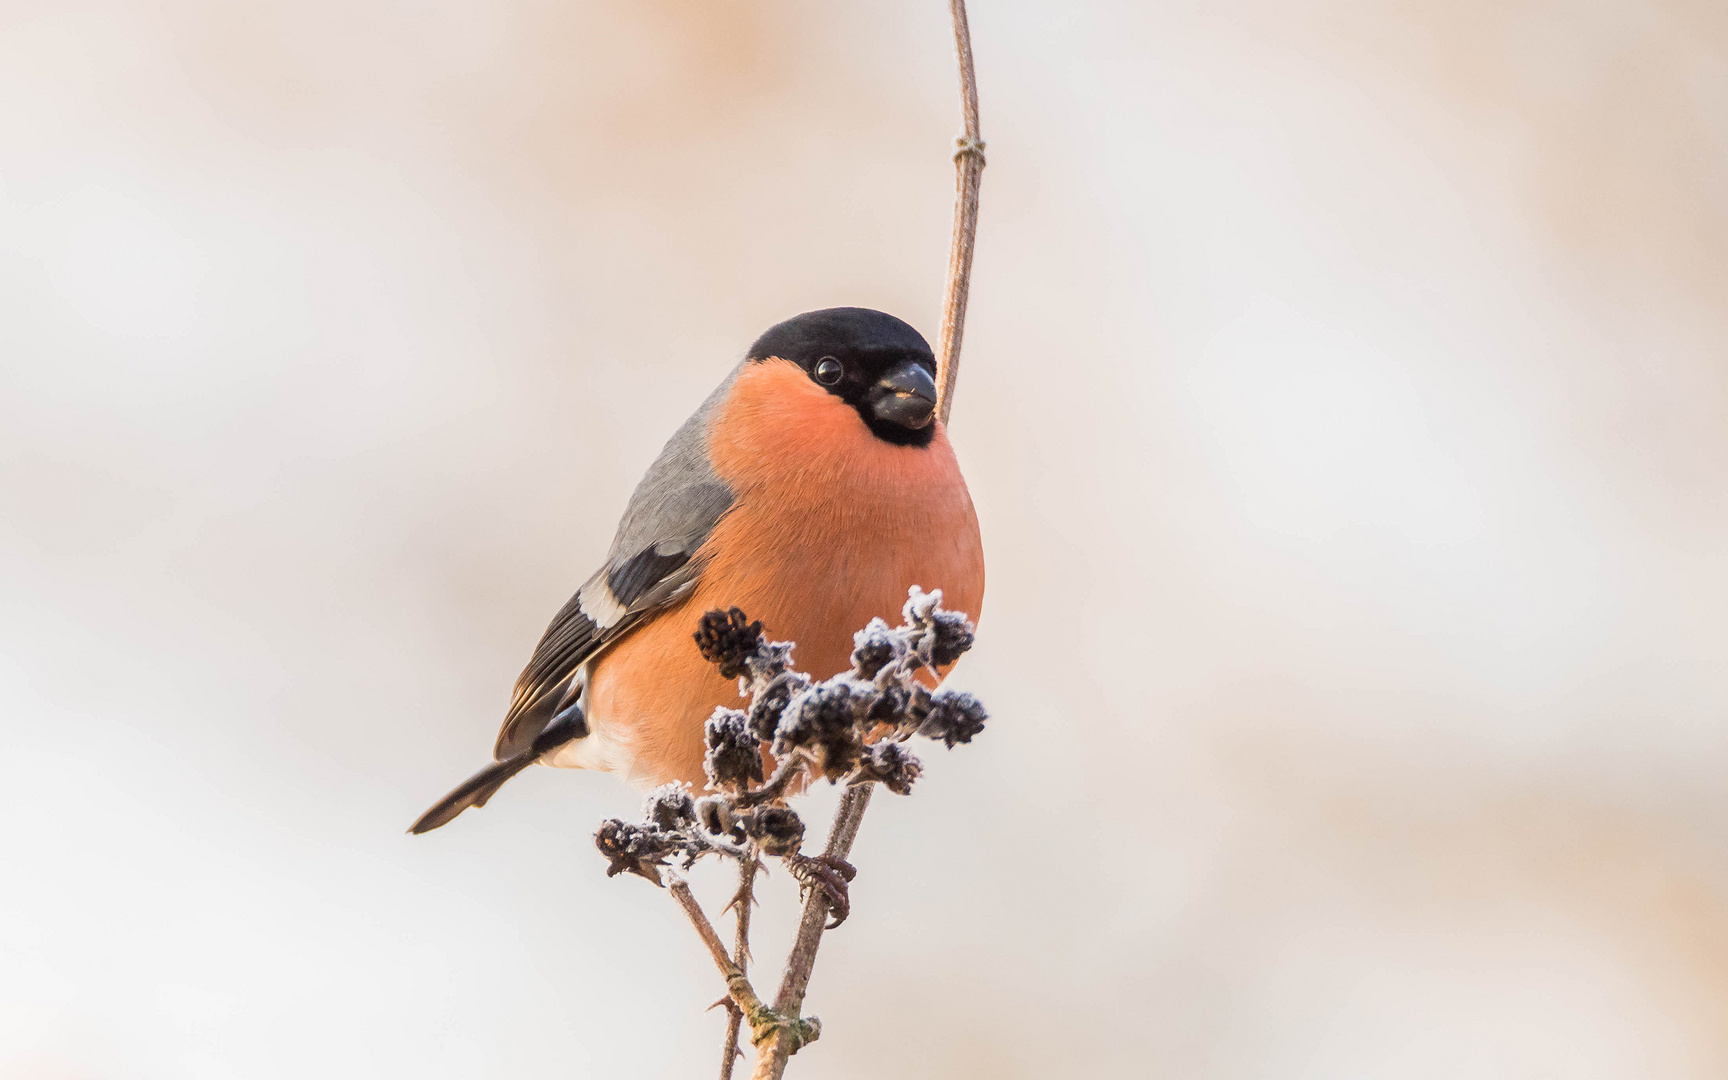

left=670, top=879, right=818, bottom=1057
left=749, top=784, right=875, bottom=1080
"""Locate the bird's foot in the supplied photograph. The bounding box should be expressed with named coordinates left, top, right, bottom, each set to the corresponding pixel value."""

left=786, top=853, right=857, bottom=928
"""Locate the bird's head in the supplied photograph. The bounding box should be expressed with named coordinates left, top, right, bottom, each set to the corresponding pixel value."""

left=746, top=307, right=939, bottom=447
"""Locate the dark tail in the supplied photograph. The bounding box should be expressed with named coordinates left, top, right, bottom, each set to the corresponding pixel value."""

left=409, top=702, right=588, bottom=835
left=409, top=754, right=536, bottom=834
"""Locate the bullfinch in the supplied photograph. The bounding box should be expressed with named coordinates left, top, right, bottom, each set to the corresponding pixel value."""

left=411, top=307, right=984, bottom=834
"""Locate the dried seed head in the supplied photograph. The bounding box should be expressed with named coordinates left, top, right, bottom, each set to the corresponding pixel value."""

left=882, top=681, right=934, bottom=736
left=747, top=670, right=811, bottom=742
left=594, top=819, right=679, bottom=883
left=642, top=782, right=696, bottom=831
left=745, top=805, right=806, bottom=856
left=849, top=618, right=900, bottom=679
left=774, top=679, right=870, bottom=780
left=695, top=795, right=734, bottom=838
left=868, top=680, right=934, bottom=731
left=928, top=609, right=976, bottom=667
left=917, top=687, right=988, bottom=747
left=693, top=607, right=764, bottom=679
left=704, top=707, right=764, bottom=790
left=866, top=683, right=908, bottom=726
left=855, top=741, right=924, bottom=795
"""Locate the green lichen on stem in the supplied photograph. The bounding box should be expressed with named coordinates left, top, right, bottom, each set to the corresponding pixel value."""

left=736, top=986, right=820, bottom=1052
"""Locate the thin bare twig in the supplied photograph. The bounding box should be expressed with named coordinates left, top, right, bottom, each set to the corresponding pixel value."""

left=718, top=854, right=759, bottom=1080
left=749, top=784, right=875, bottom=1080
left=670, top=878, right=818, bottom=1057
left=935, top=0, right=985, bottom=427
left=669, top=879, right=754, bottom=1001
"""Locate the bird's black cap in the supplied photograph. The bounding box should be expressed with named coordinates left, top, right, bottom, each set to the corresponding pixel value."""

left=747, top=307, right=933, bottom=366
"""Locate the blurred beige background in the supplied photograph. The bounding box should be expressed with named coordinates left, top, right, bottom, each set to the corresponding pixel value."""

left=4, top=1, right=1728, bottom=1077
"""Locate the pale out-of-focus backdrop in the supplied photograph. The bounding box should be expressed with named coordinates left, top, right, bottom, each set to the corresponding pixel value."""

left=4, top=1, right=1727, bottom=1077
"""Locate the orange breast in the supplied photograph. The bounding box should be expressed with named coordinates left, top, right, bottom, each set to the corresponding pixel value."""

left=581, top=359, right=985, bottom=789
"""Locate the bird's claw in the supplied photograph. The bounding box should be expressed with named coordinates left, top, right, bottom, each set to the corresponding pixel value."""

left=817, top=854, right=858, bottom=882
left=787, top=853, right=856, bottom=928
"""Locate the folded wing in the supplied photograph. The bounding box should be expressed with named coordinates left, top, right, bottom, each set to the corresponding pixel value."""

left=491, top=366, right=742, bottom=760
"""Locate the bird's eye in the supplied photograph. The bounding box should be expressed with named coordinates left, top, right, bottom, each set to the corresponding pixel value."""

left=813, top=357, right=844, bottom=386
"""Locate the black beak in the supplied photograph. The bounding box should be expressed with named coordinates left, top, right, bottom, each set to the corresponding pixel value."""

left=871, top=359, right=937, bottom=429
